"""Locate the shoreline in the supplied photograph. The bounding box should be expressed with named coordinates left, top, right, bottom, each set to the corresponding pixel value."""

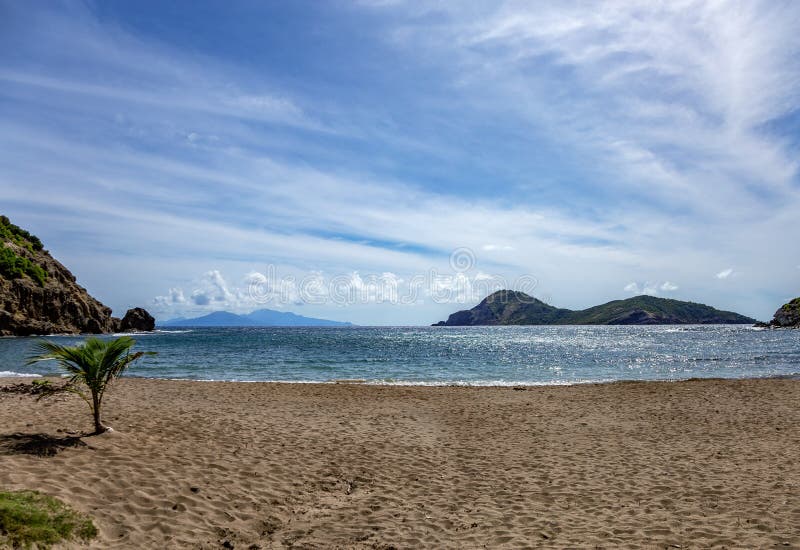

left=3, top=370, right=800, bottom=387
left=2, top=376, right=799, bottom=548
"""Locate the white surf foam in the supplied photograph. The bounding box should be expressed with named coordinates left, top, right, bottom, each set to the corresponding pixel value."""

left=0, top=371, right=42, bottom=378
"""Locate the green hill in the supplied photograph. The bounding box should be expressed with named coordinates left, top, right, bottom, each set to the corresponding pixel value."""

left=434, top=291, right=755, bottom=326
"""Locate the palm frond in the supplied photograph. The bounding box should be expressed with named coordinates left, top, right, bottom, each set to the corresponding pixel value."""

left=28, top=340, right=91, bottom=377
left=27, top=336, right=156, bottom=433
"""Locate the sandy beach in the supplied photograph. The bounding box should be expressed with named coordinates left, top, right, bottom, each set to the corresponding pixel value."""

left=1, top=377, right=798, bottom=549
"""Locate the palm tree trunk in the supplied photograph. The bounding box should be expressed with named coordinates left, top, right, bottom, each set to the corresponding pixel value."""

left=92, top=392, right=105, bottom=434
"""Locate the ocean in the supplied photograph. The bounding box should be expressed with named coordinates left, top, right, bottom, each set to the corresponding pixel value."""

left=1, top=325, right=798, bottom=385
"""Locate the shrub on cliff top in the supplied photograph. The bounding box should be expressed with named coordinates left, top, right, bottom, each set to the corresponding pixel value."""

left=781, top=298, right=800, bottom=311
left=0, top=215, right=44, bottom=251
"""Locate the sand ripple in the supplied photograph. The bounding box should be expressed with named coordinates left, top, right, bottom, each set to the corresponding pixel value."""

left=1, top=377, right=798, bottom=548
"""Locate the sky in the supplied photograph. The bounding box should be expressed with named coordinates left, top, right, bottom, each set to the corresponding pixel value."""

left=1, top=0, right=798, bottom=325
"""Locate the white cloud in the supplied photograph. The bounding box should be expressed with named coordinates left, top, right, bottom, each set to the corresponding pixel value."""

left=153, top=287, right=186, bottom=308
left=640, top=284, right=660, bottom=297
left=716, top=268, right=734, bottom=280
left=373, top=1, right=800, bottom=217
left=154, top=268, right=416, bottom=317
left=335, top=271, right=405, bottom=304
left=154, top=270, right=250, bottom=314
left=2, top=2, right=798, bottom=322
left=624, top=281, right=678, bottom=296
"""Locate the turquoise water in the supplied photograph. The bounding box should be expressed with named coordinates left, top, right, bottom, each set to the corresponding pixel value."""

left=1, top=326, right=799, bottom=385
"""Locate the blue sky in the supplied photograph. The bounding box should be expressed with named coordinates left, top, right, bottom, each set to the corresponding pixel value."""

left=1, top=0, right=799, bottom=325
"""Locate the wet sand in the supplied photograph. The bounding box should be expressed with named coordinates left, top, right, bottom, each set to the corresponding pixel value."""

left=1, top=377, right=798, bottom=548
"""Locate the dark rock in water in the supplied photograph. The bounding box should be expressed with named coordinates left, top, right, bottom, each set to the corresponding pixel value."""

left=117, top=307, right=156, bottom=332
left=764, top=298, right=800, bottom=328
left=434, top=290, right=756, bottom=326
left=0, top=215, right=152, bottom=336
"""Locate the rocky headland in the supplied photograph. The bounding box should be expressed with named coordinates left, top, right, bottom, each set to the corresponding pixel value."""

left=756, top=297, right=800, bottom=329
left=0, top=216, right=154, bottom=336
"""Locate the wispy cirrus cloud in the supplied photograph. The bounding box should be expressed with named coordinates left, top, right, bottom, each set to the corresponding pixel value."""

left=372, top=0, right=800, bottom=208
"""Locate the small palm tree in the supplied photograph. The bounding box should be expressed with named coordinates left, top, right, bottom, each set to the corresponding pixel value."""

left=28, top=336, right=154, bottom=434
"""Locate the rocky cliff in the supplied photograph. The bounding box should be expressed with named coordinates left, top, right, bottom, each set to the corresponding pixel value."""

left=0, top=216, right=153, bottom=336
left=762, top=298, right=800, bottom=328
left=434, top=291, right=756, bottom=326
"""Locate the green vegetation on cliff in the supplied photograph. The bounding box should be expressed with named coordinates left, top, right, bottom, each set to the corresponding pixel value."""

left=0, top=216, right=48, bottom=286
left=0, top=215, right=44, bottom=252
left=435, top=291, right=756, bottom=326
left=0, top=246, right=48, bottom=286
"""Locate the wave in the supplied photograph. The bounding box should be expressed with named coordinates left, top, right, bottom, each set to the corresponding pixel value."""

left=125, top=375, right=613, bottom=386
left=359, top=378, right=612, bottom=387
left=118, top=371, right=800, bottom=386
left=0, top=371, right=42, bottom=378
left=105, top=329, right=193, bottom=337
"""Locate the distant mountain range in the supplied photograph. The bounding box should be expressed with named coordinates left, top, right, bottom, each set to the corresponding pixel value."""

left=434, top=291, right=756, bottom=326
left=160, top=309, right=352, bottom=327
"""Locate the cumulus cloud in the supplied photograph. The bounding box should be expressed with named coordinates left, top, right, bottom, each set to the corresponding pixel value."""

left=154, top=269, right=417, bottom=316
left=191, top=270, right=235, bottom=305
left=427, top=270, right=518, bottom=304
left=330, top=271, right=405, bottom=304
left=624, top=281, right=678, bottom=296
left=152, top=265, right=538, bottom=317
left=154, top=270, right=252, bottom=315
left=245, top=270, right=303, bottom=306
left=716, top=268, right=734, bottom=279
left=623, top=282, right=659, bottom=296
left=153, top=287, right=186, bottom=308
